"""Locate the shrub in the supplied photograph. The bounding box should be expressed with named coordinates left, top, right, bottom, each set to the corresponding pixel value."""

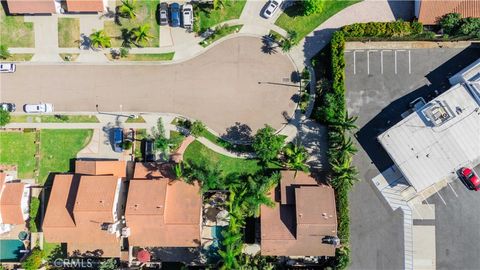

left=120, top=47, right=130, bottom=58
left=55, top=114, right=69, bottom=122
left=439, top=13, right=462, bottom=35
left=342, top=21, right=424, bottom=39
left=29, top=197, right=40, bottom=232
left=252, top=125, right=285, bottom=164
left=190, top=120, right=206, bottom=137
left=0, top=109, right=11, bottom=127
left=0, top=44, right=11, bottom=60
left=121, top=140, right=132, bottom=150
left=301, top=0, right=326, bottom=16
left=21, top=248, right=44, bottom=270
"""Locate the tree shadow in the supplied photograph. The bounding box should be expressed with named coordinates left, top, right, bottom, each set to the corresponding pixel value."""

left=220, top=122, right=253, bottom=143
left=356, top=46, right=480, bottom=173
left=387, top=0, right=414, bottom=21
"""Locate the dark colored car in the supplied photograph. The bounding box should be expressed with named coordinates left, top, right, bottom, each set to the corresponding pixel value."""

left=158, top=2, right=168, bottom=25
left=459, top=167, right=480, bottom=191
left=113, top=128, right=123, bottom=153
left=143, top=139, right=155, bottom=162
left=170, top=3, right=180, bottom=27
left=0, top=102, right=16, bottom=112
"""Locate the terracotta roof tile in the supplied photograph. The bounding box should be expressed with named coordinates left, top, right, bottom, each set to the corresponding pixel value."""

left=75, top=160, right=126, bottom=178
left=65, top=0, right=103, bottom=12
left=260, top=171, right=337, bottom=257
left=0, top=183, right=26, bottom=224
left=418, top=0, right=480, bottom=24
left=6, top=0, right=56, bottom=14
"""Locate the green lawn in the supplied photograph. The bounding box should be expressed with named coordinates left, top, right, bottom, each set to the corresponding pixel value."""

left=0, top=7, right=34, bottom=47
left=200, top=24, right=242, bottom=47
left=195, top=0, right=246, bottom=32
left=10, top=115, right=99, bottom=123
left=125, top=115, right=146, bottom=123
left=38, top=130, right=93, bottom=184
left=199, top=129, right=253, bottom=153
left=184, top=140, right=261, bottom=176
left=108, top=52, right=175, bottom=61
left=169, top=130, right=184, bottom=152
left=275, top=1, right=360, bottom=43
left=3, top=54, right=34, bottom=61
left=0, top=131, right=36, bottom=178
left=104, top=0, right=159, bottom=47
left=58, top=18, right=80, bottom=48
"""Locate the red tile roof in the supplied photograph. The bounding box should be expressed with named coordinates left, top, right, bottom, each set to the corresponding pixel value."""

left=0, top=182, right=26, bottom=225
left=418, top=0, right=480, bottom=24
left=125, top=177, right=202, bottom=248
left=75, top=160, right=126, bottom=178
left=6, top=0, right=56, bottom=14
left=261, top=171, right=337, bottom=257
left=65, top=0, right=103, bottom=12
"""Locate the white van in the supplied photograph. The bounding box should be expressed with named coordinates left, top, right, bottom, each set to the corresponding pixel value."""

left=182, top=4, right=193, bottom=30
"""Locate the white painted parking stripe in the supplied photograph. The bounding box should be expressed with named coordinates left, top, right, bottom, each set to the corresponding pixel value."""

left=447, top=181, right=459, bottom=197
left=395, top=50, right=398, bottom=74
left=408, top=50, right=411, bottom=74
left=433, top=185, right=447, bottom=206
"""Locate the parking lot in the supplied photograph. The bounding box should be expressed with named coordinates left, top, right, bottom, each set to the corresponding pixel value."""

left=345, top=44, right=480, bottom=270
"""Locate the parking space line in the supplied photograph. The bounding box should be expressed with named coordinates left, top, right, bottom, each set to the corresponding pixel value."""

left=367, top=50, right=377, bottom=75
left=433, top=185, right=447, bottom=206
left=408, top=50, right=411, bottom=74
left=395, top=50, right=397, bottom=74
left=381, top=50, right=392, bottom=74
left=447, top=182, right=459, bottom=197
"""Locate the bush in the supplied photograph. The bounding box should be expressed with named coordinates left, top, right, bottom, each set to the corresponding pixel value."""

left=121, top=140, right=132, bottom=150
left=301, top=0, right=326, bottom=16
left=252, top=125, right=285, bottom=164
left=439, top=13, right=480, bottom=37
left=0, top=44, right=11, bottom=60
left=190, top=120, right=206, bottom=137
left=439, top=13, right=462, bottom=35
left=54, top=115, right=69, bottom=122
left=29, top=197, right=40, bottom=232
left=120, top=47, right=130, bottom=58
left=0, top=109, right=11, bottom=127
left=21, top=248, right=44, bottom=270
left=341, top=21, right=424, bottom=38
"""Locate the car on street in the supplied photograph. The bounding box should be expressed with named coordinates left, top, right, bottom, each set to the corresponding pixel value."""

left=262, top=0, right=282, bottom=19
left=143, top=139, right=155, bottom=162
left=0, top=63, right=16, bottom=73
left=23, top=103, right=53, bottom=113
left=182, top=4, right=193, bottom=29
left=158, top=2, right=169, bottom=25
left=0, top=102, right=16, bottom=112
left=459, top=167, right=480, bottom=191
left=170, top=3, right=180, bottom=27
left=113, top=128, right=123, bottom=153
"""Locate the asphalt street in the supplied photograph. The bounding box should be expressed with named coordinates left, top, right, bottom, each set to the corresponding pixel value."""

left=0, top=37, right=298, bottom=138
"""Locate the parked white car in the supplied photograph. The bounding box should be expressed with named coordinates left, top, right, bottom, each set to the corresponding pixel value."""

left=24, top=103, right=54, bottom=113
left=182, top=4, right=193, bottom=29
left=263, top=0, right=283, bottom=18
left=0, top=63, right=16, bottom=73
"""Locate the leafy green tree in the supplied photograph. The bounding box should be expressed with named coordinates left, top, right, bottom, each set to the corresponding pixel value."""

left=184, top=160, right=224, bottom=193
left=190, top=120, right=206, bottom=137
left=119, top=0, right=137, bottom=19
left=283, top=142, right=309, bottom=174
left=21, top=248, right=44, bottom=270
left=90, top=30, right=111, bottom=48
left=0, top=44, right=11, bottom=59
left=238, top=254, right=275, bottom=270
left=0, top=109, right=11, bottom=127
left=252, top=125, right=285, bottom=164
left=459, top=17, right=480, bottom=36
left=131, top=23, right=153, bottom=47
left=99, top=258, right=117, bottom=270
left=302, top=0, right=326, bottom=15
left=439, top=13, right=462, bottom=35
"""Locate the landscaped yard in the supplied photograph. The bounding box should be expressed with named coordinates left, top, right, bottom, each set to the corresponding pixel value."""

left=0, top=131, right=36, bottom=178
left=3, top=54, right=34, bottom=61
left=58, top=18, right=80, bottom=48
left=10, top=115, right=99, bottom=123
left=183, top=140, right=261, bottom=176
left=106, top=52, right=174, bottom=61
left=195, top=0, right=246, bottom=32
left=104, top=0, right=159, bottom=47
left=38, top=130, right=93, bottom=184
left=199, top=24, right=242, bottom=47
left=0, top=7, right=34, bottom=47
left=199, top=129, right=253, bottom=153
left=275, top=1, right=359, bottom=43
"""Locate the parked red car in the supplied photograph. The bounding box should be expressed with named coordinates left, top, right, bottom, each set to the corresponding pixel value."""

left=460, top=167, right=480, bottom=191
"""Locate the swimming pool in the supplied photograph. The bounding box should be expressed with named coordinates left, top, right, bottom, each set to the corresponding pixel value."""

left=0, top=240, right=25, bottom=262
left=210, top=226, right=226, bottom=248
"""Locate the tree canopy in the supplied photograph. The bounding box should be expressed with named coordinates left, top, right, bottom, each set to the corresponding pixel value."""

left=252, top=125, right=285, bottom=164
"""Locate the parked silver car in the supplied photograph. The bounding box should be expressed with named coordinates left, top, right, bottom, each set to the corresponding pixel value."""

left=182, top=4, right=193, bottom=29
left=0, top=63, right=16, bottom=73
left=23, top=103, right=54, bottom=113
left=262, top=0, right=283, bottom=18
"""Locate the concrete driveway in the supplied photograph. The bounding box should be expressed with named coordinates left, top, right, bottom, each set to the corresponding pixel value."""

left=0, top=37, right=298, bottom=138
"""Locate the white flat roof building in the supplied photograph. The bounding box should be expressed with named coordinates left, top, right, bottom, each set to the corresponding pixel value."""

left=378, top=82, right=480, bottom=193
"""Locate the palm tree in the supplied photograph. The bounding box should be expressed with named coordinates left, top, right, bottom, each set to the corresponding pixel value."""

left=184, top=161, right=224, bottom=193
left=329, top=111, right=358, bottom=131
left=131, top=23, right=153, bottom=47
left=0, top=44, right=11, bottom=59
left=119, top=0, right=137, bottom=19
left=281, top=30, right=298, bottom=53
left=283, top=142, right=309, bottom=174
left=89, top=30, right=111, bottom=48
left=330, top=156, right=359, bottom=189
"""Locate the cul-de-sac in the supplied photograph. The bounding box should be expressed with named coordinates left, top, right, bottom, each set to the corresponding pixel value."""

left=0, top=0, right=479, bottom=269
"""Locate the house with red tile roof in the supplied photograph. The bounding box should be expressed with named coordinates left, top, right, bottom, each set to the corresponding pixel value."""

left=6, top=0, right=104, bottom=14
left=0, top=173, right=30, bottom=234
left=43, top=161, right=127, bottom=257
left=124, top=163, right=202, bottom=248
left=415, top=0, right=480, bottom=24
left=260, top=171, right=338, bottom=257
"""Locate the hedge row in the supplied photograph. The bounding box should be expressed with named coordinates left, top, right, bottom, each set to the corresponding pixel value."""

left=341, top=21, right=423, bottom=38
